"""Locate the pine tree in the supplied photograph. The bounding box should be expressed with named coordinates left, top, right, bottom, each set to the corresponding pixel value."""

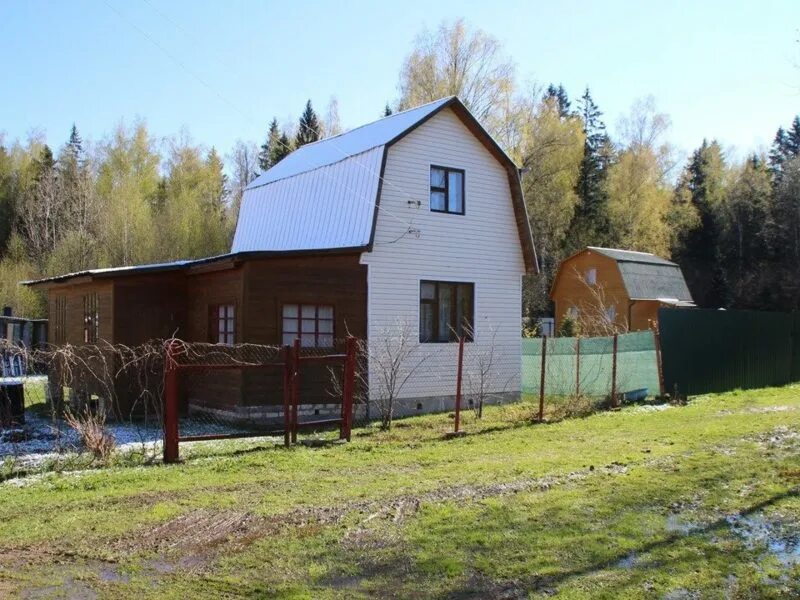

left=545, top=84, right=571, bottom=118
left=259, top=119, right=281, bottom=171
left=567, top=88, right=613, bottom=250
left=673, top=139, right=728, bottom=306
left=383, top=103, right=393, bottom=117
left=67, top=123, right=83, bottom=160
left=270, top=131, right=291, bottom=166
left=768, top=117, right=800, bottom=182
left=294, top=100, right=321, bottom=147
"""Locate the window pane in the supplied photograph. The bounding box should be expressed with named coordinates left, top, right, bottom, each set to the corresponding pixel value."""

left=282, top=333, right=296, bottom=346
left=282, top=318, right=298, bottom=332
left=420, top=303, right=434, bottom=342
left=430, top=167, right=445, bottom=188
left=301, top=319, right=316, bottom=333
left=430, top=191, right=446, bottom=211
left=226, top=333, right=234, bottom=345
left=226, top=305, right=235, bottom=319
left=282, top=304, right=298, bottom=317
left=218, top=306, right=225, bottom=319
left=318, top=334, right=333, bottom=348
left=448, top=171, right=463, bottom=213
left=438, top=284, right=452, bottom=341
left=457, top=284, right=473, bottom=338
left=300, top=333, right=316, bottom=347
left=301, top=305, right=316, bottom=318
left=219, top=318, right=226, bottom=334
left=318, top=305, right=333, bottom=319
left=420, top=282, right=436, bottom=300
left=318, top=319, right=333, bottom=333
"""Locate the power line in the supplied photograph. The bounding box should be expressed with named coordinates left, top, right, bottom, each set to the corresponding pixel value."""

left=105, top=0, right=424, bottom=237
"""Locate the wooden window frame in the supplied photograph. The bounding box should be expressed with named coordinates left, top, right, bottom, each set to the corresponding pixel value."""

left=83, top=293, right=98, bottom=344
left=429, top=165, right=465, bottom=215
left=54, top=295, right=66, bottom=344
left=209, top=303, right=236, bottom=345
left=281, top=303, right=335, bottom=349
left=419, top=280, right=474, bottom=343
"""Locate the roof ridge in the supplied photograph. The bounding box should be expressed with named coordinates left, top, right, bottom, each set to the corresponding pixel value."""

left=294, top=96, right=456, bottom=152
left=245, top=146, right=385, bottom=191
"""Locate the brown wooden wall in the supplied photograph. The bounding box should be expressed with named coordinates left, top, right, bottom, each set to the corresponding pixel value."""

left=629, top=300, right=660, bottom=332
left=113, top=275, right=187, bottom=344
left=551, top=250, right=630, bottom=335
left=47, top=280, right=114, bottom=344
left=241, top=254, right=367, bottom=407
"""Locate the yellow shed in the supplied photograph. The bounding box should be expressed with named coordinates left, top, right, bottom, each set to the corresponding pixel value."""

left=550, top=247, right=694, bottom=335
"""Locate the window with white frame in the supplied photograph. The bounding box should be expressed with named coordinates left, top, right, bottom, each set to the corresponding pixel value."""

left=605, top=305, right=617, bottom=322
left=282, top=304, right=334, bottom=348
left=429, top=166, right=465, bottom=214
left=567, top=306, right=579, bottom=319
left=585, top=268, right=597, bottom=285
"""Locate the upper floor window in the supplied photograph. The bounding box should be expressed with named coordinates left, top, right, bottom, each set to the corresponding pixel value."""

left=83, top=293, right=98, bottom=343
left=585, top=268, right=597, bottom=285
left=420, top=280, right=474, bottom=343
left=282, top=304, right=334, bottom=348
left=430, top=166, right=464, bottom=215
left=210, top=304, right=235, bottom=345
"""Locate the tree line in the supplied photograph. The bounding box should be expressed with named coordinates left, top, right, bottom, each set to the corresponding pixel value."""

left=1, top=18, right=798, bottom=322
left=0, top=98, right=337, bottom=317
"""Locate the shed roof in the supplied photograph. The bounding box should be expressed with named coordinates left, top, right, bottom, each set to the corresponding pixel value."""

left=233, top=97, right=537, bottom=273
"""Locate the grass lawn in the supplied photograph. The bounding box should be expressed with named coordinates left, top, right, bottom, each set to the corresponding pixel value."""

left=0, top=387, right=798, bottom=599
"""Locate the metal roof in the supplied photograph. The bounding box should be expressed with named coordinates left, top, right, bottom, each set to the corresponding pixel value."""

left=587, top=246, right=677, bottom=266
left=233, top=98, right=456, bottom=254
left=233, top=146, right=382, bottom=252
left=618, top=261, right=694, bottom=302
left=245, top=97, right=453, bottom=190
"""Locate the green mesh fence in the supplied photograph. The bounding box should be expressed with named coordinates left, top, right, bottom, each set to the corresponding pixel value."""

left=522, top=331, right=661, bottom=400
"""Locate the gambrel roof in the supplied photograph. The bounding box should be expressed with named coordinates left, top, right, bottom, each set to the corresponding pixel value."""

left=233, top=97, right=537, bottom=273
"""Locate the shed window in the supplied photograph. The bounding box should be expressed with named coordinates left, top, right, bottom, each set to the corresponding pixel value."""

left=585, top=268, right=597, bottom=285
left=282, top=304, right=334, bottom=348
left=430, top=166, right=465, bottom=214
left=210, top=304, right=235, bottom=345
left=83, top=293, right=98, bottom=343
left=419, top=281, right=474, bottom=343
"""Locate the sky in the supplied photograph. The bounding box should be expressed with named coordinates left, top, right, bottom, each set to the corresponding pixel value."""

left=1, top=0, right=798, bottom=166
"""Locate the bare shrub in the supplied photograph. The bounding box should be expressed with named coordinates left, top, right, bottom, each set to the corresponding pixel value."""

left=64, top=406, right=116, bottom=462
left=548, top=394, right=595, bottom=422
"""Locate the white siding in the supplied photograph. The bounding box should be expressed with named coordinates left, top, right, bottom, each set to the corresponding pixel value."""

left=361, top=108, right=525, bottom=400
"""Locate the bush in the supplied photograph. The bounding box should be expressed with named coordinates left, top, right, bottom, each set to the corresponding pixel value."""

left=64, top=406, right=116, bottom=463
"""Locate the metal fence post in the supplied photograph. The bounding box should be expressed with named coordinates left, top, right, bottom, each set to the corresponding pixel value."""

left=653, top=328, right=666, bottom=397
left=611, top=333, right=619, bottom=408
left=454, top=336, right=465, bottom=433
left=575, top=337, right=581, bottom=398
left=163, top=342, right=179, bottom=463
left=341, top=336, right=357, bottom=441
left=291, top=338, right=300, bottom=444
left=538, top=336, right=547, bottom=421
left=282, top=345, right=291, bottom=448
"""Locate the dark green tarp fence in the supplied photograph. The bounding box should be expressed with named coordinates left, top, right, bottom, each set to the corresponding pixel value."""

left=658, top=308, right=800, bottom=396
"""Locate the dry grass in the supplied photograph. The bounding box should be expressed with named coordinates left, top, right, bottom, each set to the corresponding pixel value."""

left=63, top=406, right=116, bottom=463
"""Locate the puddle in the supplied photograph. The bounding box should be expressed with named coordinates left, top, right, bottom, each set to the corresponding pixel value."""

left=725, top=514, right=800, bottom=566
left=665, top=514, right=699, bottom=535
left=616, top=552, right=638, bottom=569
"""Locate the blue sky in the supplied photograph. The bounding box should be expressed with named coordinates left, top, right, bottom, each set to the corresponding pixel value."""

left=1, top=0, right=798, bottom=164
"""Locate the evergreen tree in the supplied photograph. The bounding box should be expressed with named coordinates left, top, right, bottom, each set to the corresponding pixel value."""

left=672, top=139, right=728, bottom=307
left=567, top=88, right=613, bottom=250
left=259, top=119, right=281, bottom=171
left=67, top=123, right=83, bottom=160
left=270, top=131, right=291, bottom=166
left=383, top=103, right=393, bottom=117
left=294, top=100, right=321, bottom=147
left=545, top=84, right=571, bottom=118
left=768, top=117, right=800, bottom=182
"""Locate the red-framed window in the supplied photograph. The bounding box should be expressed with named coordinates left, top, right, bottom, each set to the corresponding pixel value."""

left=210, top=304, right=235, bottom=345
left=281, top=304, right=334, bottom=348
